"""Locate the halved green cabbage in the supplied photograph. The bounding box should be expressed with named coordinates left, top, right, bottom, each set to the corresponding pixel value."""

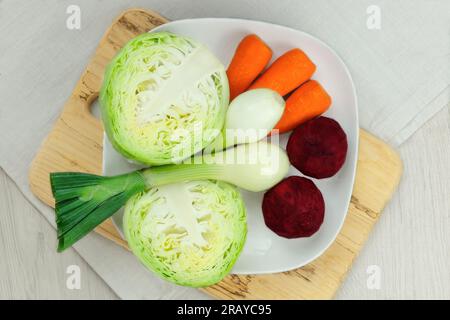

left=100, top=32, right=229, bottom=165
left=124, top=180, right=247, bottom=287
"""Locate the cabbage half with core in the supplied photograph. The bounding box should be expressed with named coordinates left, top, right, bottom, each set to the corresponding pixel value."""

left=124, top=180, right=247, bottom=287
left=100, top=32, right=229, bottom=165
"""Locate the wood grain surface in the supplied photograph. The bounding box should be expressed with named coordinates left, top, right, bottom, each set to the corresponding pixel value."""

left=28, top=8, right=402, bottom=299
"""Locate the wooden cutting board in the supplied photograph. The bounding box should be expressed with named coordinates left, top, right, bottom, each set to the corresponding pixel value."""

left=28, top=8, right=402, bottom=300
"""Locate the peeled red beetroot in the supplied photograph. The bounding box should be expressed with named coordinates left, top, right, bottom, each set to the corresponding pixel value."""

left=262, top=176, right=324, bottom=238
left=287, top=116, right=347, bottom=179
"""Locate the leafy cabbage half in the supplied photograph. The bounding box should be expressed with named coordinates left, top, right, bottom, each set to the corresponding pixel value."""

left=100, top=32, right=229, bottom=165
left=124, top=180, right=247, bottom=287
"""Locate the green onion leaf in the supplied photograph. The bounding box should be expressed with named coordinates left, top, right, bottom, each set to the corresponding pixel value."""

left=50, top=172, right=146, bottom=251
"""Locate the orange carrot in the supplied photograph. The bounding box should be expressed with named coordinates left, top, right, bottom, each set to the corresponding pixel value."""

left=249, top=48, right=316, bottom=96
left=274, top=80, right=331, bottom=133
left=227, top=34, right=272, bottom=100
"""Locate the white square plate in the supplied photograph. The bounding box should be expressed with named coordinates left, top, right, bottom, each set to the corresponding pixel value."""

left=103, top=18, right=358, bottom=274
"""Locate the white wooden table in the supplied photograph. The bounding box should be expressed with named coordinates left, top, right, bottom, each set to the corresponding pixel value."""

left=1, top=106, right=448, bottom=299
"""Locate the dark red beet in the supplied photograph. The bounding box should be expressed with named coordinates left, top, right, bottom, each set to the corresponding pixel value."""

left=262, top=176, right=324, bottom=238
left=287, top=116, right=348, bottom=179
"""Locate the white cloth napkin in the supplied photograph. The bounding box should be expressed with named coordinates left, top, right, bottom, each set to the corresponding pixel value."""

left=1, top=0, right=448, bottom=299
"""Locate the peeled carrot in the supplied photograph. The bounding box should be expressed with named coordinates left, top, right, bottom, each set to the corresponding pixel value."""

left=249, top=48, right=316, bottom=96
left=227, top=34, right=272, bottom=100
left=274, top=80, right=331, bottom=133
